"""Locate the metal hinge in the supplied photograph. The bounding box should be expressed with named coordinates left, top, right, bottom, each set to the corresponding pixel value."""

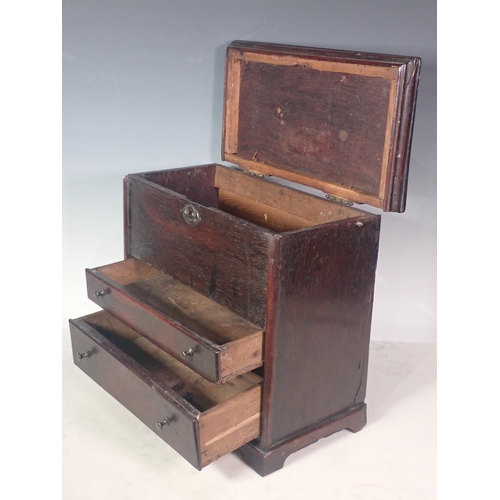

left=236, top=167, right=265, bottom=178
left=325, top=194, right=354, bottom=207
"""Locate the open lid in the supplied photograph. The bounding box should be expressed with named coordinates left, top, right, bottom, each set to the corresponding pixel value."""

left=222, top=41, right=421, bottom=212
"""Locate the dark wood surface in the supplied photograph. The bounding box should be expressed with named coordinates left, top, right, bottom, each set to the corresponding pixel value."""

left=134, top=164, right=219, bottom=208
left=69, top=312, right=202, bottom=469
left=126, top=173, right=271, bottom=328
left=70, top=311, right=263, bottom=470
left=86, top=268, right=220, bottom=382
left=237, top=61, right=391, bottom=196
left=124, top=164, right=380, bottom=449
left=388, top=62, right=421, bottom=212
left=236, top=404, right=366, bottom=476
left=223, top=40, right=421, bottom=212
left=70, top=39, right=421, bottom=475
left=86, top=258, right=263, bottom=383
left=227, top=40, right=421, bottom=66
left=78, top=163, right=382, bottom=472
left=260, top=214, right=380, bottom=446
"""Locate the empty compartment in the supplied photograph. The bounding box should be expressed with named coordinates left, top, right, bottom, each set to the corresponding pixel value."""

left=134, top=163, right=367, bottom=234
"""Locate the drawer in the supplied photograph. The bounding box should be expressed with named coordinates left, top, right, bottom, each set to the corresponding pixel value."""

left=87, top=258, right=264, bottom=384
left=69, top=311, right=262, bottom=470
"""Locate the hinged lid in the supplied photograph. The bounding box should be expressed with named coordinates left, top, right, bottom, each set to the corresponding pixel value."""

left=222, top=41, right=421, bottom=212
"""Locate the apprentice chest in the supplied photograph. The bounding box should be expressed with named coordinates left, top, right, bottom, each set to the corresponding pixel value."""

left=69, top=40, right=421, bottom=475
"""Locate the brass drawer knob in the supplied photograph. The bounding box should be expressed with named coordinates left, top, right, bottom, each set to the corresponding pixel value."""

left=156, top=417, right=171, bottom=430
left=94, top=288, right=110, bottom=298
left=180, top=347, right=194, bottom=359
left=181, top=204, right=201, bottom=226
left=77, top=351, right=92, bottom=361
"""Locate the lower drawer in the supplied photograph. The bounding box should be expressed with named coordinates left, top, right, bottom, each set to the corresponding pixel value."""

left=69, top=311, right=262, bottom=470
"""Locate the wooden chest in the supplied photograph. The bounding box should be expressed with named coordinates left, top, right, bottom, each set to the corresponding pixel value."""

left=69, top=41, right=421, bottom=476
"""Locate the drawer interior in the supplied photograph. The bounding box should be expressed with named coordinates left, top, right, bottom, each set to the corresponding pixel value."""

left=83, top=311, right=262, bottom=411
left=88, top=258, right=264, bottom=382
left=137, top=164, right=369, bottom=234
left=77, top=311, right=262, bottom=467
left=91, top=258, right=263, bottom=346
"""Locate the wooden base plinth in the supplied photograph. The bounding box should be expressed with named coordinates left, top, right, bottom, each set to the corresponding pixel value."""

left=235, top=404, right=366, bottom=476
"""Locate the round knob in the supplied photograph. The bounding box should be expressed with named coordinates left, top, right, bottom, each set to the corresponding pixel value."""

left=156, top=417, right=170, bottom=430
left=181, top=204, right=201, bottom=226
left=94, top=289, right=109, bottom=298
left=77, top=351, right=92, bottom=361
left=181, top=347, right=194, bottom=359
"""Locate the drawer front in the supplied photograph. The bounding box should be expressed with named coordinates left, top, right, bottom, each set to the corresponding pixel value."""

left=86, top=270, right=220, bottom=382
left=69, top=317, right=202, bottom=469
left=127, top=175, right=270, bottom=328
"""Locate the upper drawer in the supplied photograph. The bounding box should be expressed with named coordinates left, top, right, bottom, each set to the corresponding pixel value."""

left=87, top=258, right=263, bottom=384
left=69, top=311, right=262, bottom=470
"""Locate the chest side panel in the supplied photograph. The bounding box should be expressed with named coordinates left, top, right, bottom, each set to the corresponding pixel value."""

left=126, top=176, right=270, bottom=328
left=261, top=215, right=381, bottom=446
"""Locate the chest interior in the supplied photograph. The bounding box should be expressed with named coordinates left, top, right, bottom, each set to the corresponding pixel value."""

left=136, top=163, right=371, bottom=235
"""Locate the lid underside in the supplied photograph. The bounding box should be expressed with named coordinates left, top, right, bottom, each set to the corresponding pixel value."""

left=222, top=41, right=421, bottom=212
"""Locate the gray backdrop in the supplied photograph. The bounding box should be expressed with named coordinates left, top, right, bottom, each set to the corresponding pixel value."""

left=63, top=0, right=436, bottom=342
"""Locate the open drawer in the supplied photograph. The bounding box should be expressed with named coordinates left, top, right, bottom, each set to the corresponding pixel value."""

left=69, top=311, right=262, bottom=469
left=86, top=258, right=264, bottom=384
